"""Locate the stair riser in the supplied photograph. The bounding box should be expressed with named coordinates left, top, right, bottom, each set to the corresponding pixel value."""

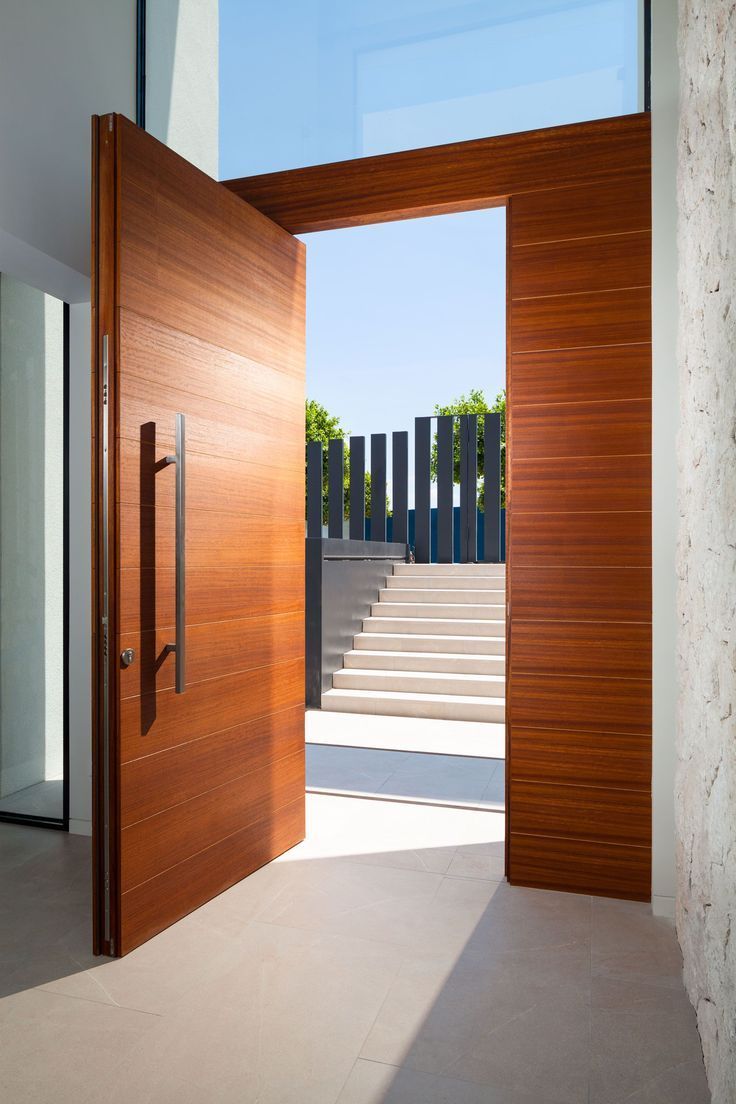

left=343, top=651, right=505, bottom=675
left=321, top=692, right=505, bottom=724
left=374, top=602, right=505, bottom=620
left=333, top=671, right=505, bottom=697
left=386, top=576, right=506, bottom=591
left=383, top=588, right=505, bottom=603
left=393, top=564, right=505, bottom=577
left=363, top=617, right=505, bottom=639
left=354, top=632, right=505, bottom=655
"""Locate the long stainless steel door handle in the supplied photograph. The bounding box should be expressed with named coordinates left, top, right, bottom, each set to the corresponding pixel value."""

left=165, top=413, right=186, bottom=693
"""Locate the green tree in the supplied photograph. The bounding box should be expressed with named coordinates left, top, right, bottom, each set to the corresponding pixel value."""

left=305, top=399, right=372, bottom=524
left=430, top=388, right=506, bottom=509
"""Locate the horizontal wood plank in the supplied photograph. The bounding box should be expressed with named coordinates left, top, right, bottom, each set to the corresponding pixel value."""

left=510, top=727, right=651, bottom=790
left=509, top=511, right=651, bottom=568
left=508, top=566, right=651, bottom=622
left=509, top=672, right=651, bottom=735
left=508, top=833, right=650, bottom=901
left=511, top=344, right=651, bottom=406
left=119, top=613, right=304, bottom=699
left=121, top=750, right=304, bottom=892
left=511, top=231, right=650, bottom=300
left=511, top=621, right=652, bottom=679
left=510, top=286, right=651, bottom=352
left=120, top=656, right=304, bottom=763
left=512, top=454, right=651, bottom=513
left=510, top=780, right=651, bottom=847
left=511, top=399, right=651, bottom=460
left=511, top=175, right=651, bottom=246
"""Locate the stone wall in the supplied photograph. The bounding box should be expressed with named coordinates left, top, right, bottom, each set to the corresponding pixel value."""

left=677, top=3, right=736, bottom=1101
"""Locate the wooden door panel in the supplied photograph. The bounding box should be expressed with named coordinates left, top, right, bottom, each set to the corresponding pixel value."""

left=121, top=750, right=304, bottom=892
left=121, top=705, right=304, bottom=826
left=119, top=613, right=304, bottom=699
left=510, top=512, right=651, bottom=568
left=119, top=657, right=304, bottom=762
left=93, top=114, right=306, bottom=956
left=511, top=621, right=652, bottom=679
left=119, top=566, right=303, bottom=634
left=511, top=344, right=651, bottom=406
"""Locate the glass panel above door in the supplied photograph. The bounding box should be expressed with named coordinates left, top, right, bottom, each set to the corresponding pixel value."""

left=220, top=0, right=643, bottom=178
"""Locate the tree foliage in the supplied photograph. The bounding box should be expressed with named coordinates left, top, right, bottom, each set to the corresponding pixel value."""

left=430, top=388, right=506, bottom=509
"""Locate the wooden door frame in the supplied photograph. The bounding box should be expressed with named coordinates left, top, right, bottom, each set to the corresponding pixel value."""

left=222, top=111, right=652, bottom=894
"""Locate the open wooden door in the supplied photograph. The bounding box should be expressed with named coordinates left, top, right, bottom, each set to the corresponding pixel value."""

left=91, top=114, right=305, bottom=957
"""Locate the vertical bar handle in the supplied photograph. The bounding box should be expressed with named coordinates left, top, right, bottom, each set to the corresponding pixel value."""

left=165, top=413, right=186, bottom=693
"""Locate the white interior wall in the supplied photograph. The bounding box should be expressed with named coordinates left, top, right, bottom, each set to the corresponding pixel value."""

left=650, top=0, right=679, bottom=918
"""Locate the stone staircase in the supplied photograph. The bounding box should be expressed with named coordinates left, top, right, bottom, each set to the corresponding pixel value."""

left=321, top=562, right=506, bottom=722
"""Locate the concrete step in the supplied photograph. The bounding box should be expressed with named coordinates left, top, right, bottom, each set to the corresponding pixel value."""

left=380, top=587, right=505, bottom=605
left=362, top=616, right=506, bottom=639
left=393, top=563, right=505, bottom=578
left=353, top=631, right=506, bottom=655
left=373, top=601, right=505, bottom=621
left=343, top=649, right=505, bottom=675
left=321, top=687, right=505, bottom=723
left=333, top=667, right=506, bottom=698
left=386, top=575, right=506, bottom=592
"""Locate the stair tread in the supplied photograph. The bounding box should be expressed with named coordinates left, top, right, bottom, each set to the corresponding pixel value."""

left=345, top=649, right=504, bottom=661
left=340, top=667, right=504, bottom=683
left=322, top=687, right=507, bottom=705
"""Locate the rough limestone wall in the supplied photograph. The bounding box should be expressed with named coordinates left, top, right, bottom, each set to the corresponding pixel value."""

left=677, top=3, right=736, bottom=1101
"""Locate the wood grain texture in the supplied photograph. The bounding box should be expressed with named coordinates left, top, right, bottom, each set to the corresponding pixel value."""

left=510, top=780, right=651, bottom=847
left=509, top=566, right=651, bottom=622
left=509, top=672, right=652, bottom=735
left=223, top=113, right=650, bottom=234
left=505, top=133, right=652, bottom=900
left=511, top=345, right=651, bottom=406
left=510, top=511, right=651, bottom=568
left=512, top=454, right=651, bottom=513
left=508, top=834, right=650, bottom=901
left=92, top=114, right=305, bottom=956
left=511, top=174, right=651, bottom=246
left=511, top=231, right=651, bottom=300
left=510, top=286, right=651, bottom=352
left=510, top=727, right=651, bottom=790
left=511, top=399, right=651, bottom=461
left=511, top=621, right=652, bottom=679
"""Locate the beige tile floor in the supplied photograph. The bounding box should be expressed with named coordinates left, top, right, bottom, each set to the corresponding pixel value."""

left=0, top=795, right=709, bottom=1104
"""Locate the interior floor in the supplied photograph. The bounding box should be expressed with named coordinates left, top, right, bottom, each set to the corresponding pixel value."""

left=0, top=796, right=708, bottom=1104
left=0, top=778, right=63, bottom=820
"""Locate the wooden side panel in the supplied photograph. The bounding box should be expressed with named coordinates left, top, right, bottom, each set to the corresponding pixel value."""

left=93, top=115, right=306, bottom=955
left=506, top=142, right=652, bottom=901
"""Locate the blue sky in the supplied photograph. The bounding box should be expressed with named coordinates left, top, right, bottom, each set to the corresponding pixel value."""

left=219, top=1, right=641, bottom=494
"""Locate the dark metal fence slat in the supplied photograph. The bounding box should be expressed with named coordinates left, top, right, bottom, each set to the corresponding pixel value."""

left=392, top=430, right=408, bottom=544
left=414, top=417, right=431, bottom=563
left=327, top=438, right=344, bottom=538
left=349, top=435, right=365, bottom=540
left=371, top=432, right=387, bottom=542
left=306, top=440, right=323, bottom=538
left=437, top=414, right=454, bottom=563
left=484, top=412, right=501, bottom=563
